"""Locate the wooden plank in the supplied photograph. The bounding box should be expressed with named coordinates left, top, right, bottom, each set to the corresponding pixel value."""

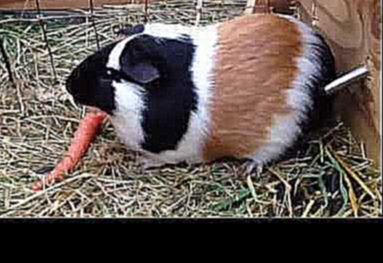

left=298, top=0, right=381, bottom=167
left=0, top=0, right=157, bottom=10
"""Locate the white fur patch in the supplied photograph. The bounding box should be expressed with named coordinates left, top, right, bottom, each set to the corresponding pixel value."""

left=143, top=23, right=193, bottom=40
left=250, top=15, right=323, bottom=165
left=106, top=36, right=136, bottom=70
left=109, top=81, right=146, bottom=151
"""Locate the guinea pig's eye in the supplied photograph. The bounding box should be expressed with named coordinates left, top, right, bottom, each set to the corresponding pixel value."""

left=105, top=68, right=127, bottom=82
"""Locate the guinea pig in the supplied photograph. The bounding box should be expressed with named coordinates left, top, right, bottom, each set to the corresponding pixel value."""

left=66, top=14, right=336, bottom=169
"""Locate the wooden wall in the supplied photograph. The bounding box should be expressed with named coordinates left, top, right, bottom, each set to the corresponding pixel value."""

left=298, top=0, right=381, bottom=166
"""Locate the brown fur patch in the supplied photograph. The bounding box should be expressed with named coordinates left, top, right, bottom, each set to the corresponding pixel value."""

left=203, top=14, right=303, bottom=161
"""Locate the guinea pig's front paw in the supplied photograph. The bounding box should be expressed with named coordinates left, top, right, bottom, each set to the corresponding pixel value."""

left=140, top=157, right=167, bottom=170
left=240, top=161, right=264, bottom=177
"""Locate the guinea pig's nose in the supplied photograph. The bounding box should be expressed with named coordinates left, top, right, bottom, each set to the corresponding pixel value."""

left=65, top=82, right=74, bottom=94
left=66, top=83, right=79, bottom=99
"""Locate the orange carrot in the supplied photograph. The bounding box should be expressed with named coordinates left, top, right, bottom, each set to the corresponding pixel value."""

left=32, top=111, right=107, bottom=191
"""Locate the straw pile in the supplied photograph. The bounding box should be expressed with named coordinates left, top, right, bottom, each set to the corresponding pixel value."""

left=0, top=0, right=381, bottom=217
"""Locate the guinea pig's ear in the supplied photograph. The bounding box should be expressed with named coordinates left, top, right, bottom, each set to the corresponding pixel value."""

left=119, top=34, right=162, bottom=84
left=121, top=60, right=160, bottom=84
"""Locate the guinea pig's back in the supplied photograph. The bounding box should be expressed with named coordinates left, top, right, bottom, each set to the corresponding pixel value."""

left=203, top=14, right=335, bottom=165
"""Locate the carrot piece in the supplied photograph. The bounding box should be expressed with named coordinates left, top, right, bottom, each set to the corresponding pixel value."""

left=31, top=111, right=107, bottom=191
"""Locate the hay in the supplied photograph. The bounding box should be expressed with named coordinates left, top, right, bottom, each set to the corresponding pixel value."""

left=0, top=0, right=381, bottom=217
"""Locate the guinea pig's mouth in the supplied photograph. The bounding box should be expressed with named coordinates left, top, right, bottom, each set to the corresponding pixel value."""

left=86, top=106, right=102, bottom=113
left=69, top=94, right=101, bottom=113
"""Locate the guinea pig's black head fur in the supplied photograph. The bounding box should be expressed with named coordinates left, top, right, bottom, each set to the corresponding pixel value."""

left=66, top=24, right=153, bottom=114
left=66, top=42, right=118, bottom=114
left=113, top=24, right=145, bottom=38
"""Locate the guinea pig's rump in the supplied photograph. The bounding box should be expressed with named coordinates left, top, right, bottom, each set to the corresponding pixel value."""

left=202, top=14, right=335, bottom=165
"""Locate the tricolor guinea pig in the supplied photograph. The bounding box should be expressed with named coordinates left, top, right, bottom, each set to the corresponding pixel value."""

left=66, top=14, right=335, bottom=168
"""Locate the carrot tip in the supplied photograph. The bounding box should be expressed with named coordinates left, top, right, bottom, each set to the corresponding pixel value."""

left=30, top=111, right=107, bottom=191
left=31, top=174, right=64, bottom=191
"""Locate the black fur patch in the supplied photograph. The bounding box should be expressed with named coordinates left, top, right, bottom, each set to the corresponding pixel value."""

left=66, top=42, right=118, bottom=114
left=114, top=24, right=145, bottom=37
left=304, top=32, right=337, bottom=129
left=120, top=34, right=198, bottom=153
